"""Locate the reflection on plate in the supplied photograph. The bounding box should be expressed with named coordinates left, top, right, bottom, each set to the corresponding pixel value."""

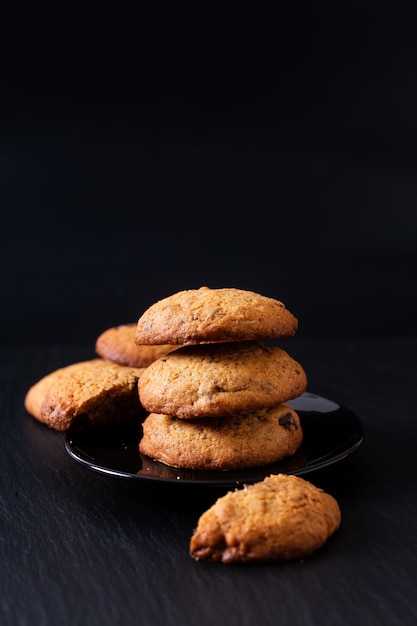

left=64, top=392, right=363, bottom=488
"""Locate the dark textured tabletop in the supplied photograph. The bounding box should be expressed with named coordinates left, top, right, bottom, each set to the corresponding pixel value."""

left=1, top=336, right=416, bottom=626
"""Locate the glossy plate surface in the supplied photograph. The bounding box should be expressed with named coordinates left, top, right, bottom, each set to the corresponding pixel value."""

left=64, top=392, right=363, bottom=488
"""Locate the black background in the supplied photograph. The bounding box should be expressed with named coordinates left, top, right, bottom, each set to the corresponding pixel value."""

left=1, top=2, right=416, bottom=344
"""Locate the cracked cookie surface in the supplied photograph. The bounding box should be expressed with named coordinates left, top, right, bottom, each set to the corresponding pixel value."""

left=135, top=286, right=298, bottom=345
left=24, top=360, right=98, bottom=422
left=190, top=473, right=341, bottom=563
left=26, top=359, right=145, bottom=431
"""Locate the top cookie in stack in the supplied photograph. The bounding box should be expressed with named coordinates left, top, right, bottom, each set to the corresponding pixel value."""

left=135, top=287, right=307, bottom=471
left=134, top=285, right=298, bottom=345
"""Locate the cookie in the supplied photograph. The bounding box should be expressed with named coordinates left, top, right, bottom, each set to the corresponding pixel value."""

left=95, top=323, right=176, bottom=367
left=24, top=360, right=96, bottom=422
left=138, top=341, right=307, bottom=418
left=135, top=286, right=298, bottom=345
left=190, top=473, right=341, bottom=563
left=29, top=359, right=145, bottom=431
left=139, top=404, right=303, bottom=471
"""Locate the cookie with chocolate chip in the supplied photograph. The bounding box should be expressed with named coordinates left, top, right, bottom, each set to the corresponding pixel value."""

left=135, top=286, right=298, bottom=345
left=138, top=341, right=307, bottom=419
left=95, top=323, right=176, bottom=367
left=139, top=404, right=303, bottom=471
left=190, top=473, right=341, bottom=563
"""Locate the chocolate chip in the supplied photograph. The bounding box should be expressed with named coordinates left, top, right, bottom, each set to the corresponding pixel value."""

left=278, top=412, right=298, bottom=431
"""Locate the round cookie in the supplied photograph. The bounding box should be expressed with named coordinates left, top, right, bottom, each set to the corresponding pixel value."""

left=138, top=341, right=307, bottom=418
left=190, top=473, right=341, bottom=563
left=95, top=323, right=176, bottom=367
left=139, top=404, right=303, bottom=471
left=36, top=359, right=145, bottom=431
left=24, top=360, right=101, bottom=422
left=135, top=286, right=298, bottom=345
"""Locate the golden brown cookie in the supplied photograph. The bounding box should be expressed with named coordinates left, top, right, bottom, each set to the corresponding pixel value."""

left=135, top=286, right=298, bottom=345
left=27, top=359, right=145, bottom=431
left=95, top=323, right=176, bottom=367
left=190, top=473, right=341, bottom=563
left=139, top=404, right=303, bottom=471
left=24, top=360, right=96, bottom=422
left=138, top=341, right=307, bottom=418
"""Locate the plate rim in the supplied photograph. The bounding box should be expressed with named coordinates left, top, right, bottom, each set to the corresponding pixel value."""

left=63, top=392, right=364, bottom=487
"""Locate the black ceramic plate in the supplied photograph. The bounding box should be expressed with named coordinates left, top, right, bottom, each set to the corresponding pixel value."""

left=64, top=392, right=363, bottom=488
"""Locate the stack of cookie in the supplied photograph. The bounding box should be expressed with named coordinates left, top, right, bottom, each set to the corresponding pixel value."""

left=24, top=288, right=343, bottom=565
left=135, top=286, right=308, bottom=471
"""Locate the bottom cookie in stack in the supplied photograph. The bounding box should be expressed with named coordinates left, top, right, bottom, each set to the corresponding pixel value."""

left=139, top=404, right=303, bottom=471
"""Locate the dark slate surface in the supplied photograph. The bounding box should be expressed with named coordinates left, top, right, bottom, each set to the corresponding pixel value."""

left=1, top=337, right=416, bottom=626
